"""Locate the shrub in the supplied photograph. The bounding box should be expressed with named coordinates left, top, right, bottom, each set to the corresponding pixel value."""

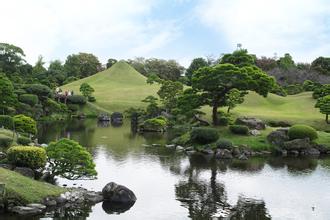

left=0, top=115, right=13, bottom=129
left=229, top=125, right=249, bottom=135
left=67, top=95, right=87, bottom=105
left=172, top=132, right=190, bottom=146
left=217, top=111, right=234, bottom=126
left=288, top=124, right=318, bottom=141
left=18, top=94, right=39, bottom=106
left=16, top=103, right=33, bottom=117
left=67, top=104, right=79, bottom=113
left=13, top=114, right=37, bottom=135
left=17, top=136, right=32, bottom=145
left=88, top=96, right=96, bottom=102
left=267, top=120, right=291, bottom=127
left=190, top=127, right=219, bottom=144
left=43, top=98, right=62, bottom=115
left=0, top=134, right=13, bottom=148
left=216, top=138, right=233, bottom=149
left=284, top=84, right=303, bottom=95
left=24, top=84, right=53, bottom=100
left=7, top=146, right=47, bottom=169
left=142, top=117, right=167, bottom=131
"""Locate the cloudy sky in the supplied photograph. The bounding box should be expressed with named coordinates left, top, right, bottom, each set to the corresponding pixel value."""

left=1, top=0, right=330, bottom=66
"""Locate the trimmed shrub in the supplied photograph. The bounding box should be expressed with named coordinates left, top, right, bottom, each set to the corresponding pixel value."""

left=216, top=138, right=233, bottom=149
left=142, top=116, right=167, bottom=131
left=24, top=84, right=53, bottom=100
left=17, top=102, right=33, bottom=116
left=267, top=120, right=291, bottom=127
left=13, top=114, right=37, bottom=135
left=190, top=127, right=219, bottom=144
left=18, top=94, right=39, bottom=106
left=229, top=125, right=249, bottom=135
left=217, top=111, right=234, bottom=126
left=0, top=134, right=13, bottom=148
left=67, top=95, right=87, bottom=105
left=288, top=124, right=318, bottom=141
left=172, top=132, right=190, bottom=146
left=7, top=146, right=47, bottom=169
left=0, top=115, right=13, bottom=129
left=17, top=136, right=32, bottom=145
left=284, top=84, right=304, bottom=95
left=88, top=96, right=96, bottom=102
left=67, top=104, right=79, bottom=113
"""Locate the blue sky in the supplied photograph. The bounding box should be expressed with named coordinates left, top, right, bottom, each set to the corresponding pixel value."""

left=1, top=0, right=330, bottom=66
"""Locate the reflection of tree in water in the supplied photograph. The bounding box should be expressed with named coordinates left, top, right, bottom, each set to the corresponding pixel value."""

left=229, top=197, right=271, bottom=220
left=267, top=157, right=318, bottom=174
left=229, top=157, right=266, bottom=173
left=46, top=203, right=93, bottom=220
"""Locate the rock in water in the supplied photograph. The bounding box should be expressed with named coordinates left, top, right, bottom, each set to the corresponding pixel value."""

left=102, top=182, right=136, bottom=204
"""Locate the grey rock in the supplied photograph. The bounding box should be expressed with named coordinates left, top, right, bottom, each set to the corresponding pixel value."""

left=27, top=203, right=46, bottom=211
left=0, top=152, right=6, bottom=160
left=260, top=151, right=272, bottom=155
left=102, top=182, right=137, bottom=203
left=236, top=117, right=266, bottom=130
left=283, top=138, right=311, bottom=151
left=232, top=147, right=241, bottom=157
left=201, top=149, right=214, bottom=155
left=215, top=149, right=233, bottom=159
left=84, top=191, right=104, bottom=203
left=55, top=196, right=67, bottom=204
left=288, top=150, right=299, bottom=156
left=0, top=163, right=14, bottom=170
left=185, top=150, right=197, bottom=156
left=165, top=144, right=175, bottom=148
left=152, top=144, right=161, bottom=147
left=302, top=148, right=320, bottom=156
left=43, top=197, right=57, bottom=206
left=250, top=129, right=261, bottom=136
left=238, top=154, right=248, bottom=160
left=12, top=206, right=43, bottom=215
left=14, top=167, right=35, bottom=179
left=176, top=146, right=184, bottom=151
left=267, top=129, right=289, bottom=147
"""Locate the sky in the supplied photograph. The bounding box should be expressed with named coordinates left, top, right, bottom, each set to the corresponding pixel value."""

left=1, top=0, right=330, bottom=67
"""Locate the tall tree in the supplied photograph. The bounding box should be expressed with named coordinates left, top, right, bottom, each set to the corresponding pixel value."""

left=64, top=53, right=101, bottom=78
left=315, top=95, right=330, bottom=124
left=220, top=49, right=256, bottom=67
left=192, top=64, right=275, bottom=125
left=0, top=43, right=26, bottom=75
left=277, top=53, right=295, bottom=70
left=106, top=58, right=117, bottom=69
left=186, top=58, right=208, bottom=85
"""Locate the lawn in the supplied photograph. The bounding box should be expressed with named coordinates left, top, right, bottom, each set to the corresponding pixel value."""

left=0, top=168, right=66, bottom=204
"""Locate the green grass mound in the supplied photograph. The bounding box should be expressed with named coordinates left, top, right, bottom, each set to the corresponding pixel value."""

left=0, top=168, right=66, bottom=204
left=288, top=124, right=318, bottom=141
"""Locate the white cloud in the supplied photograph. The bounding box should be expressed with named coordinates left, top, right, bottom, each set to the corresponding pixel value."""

left=195, top=0, right=330, bottom=62
left=0, top=0, right=180, bottom=64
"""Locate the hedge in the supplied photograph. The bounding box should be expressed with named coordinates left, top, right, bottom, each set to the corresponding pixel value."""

left=288, top=124, right=318, bottom=141
left=190, top=127, right=219, bottom=144
left=229, top=125, right=249, bottom=135
left=0, top=115, right=13, bottom=129
left=19, top=94, right=39, bottom=106
left=7, top=146, right=47, bottom=169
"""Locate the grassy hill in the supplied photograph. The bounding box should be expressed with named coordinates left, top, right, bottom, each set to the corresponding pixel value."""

left=62, top=61, right=328, bottom=130
left=62, top=61, right=159, bottom=113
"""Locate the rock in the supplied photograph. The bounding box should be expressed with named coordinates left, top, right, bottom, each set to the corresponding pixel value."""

left=0, top=163, right=14, bottom=170
left=235, top=117, right=266, bottom=130
left=176, top=146, right=184, bottom=151
left=14, top=167, right=35, bottom=178
left=0, top=152, right=6, bottom=160
left=40, top=143, right=48, bottom=148
left=260, top=151, right=272, bottom=155
left=288, top=150, right=299, bottom=156
left=249, top=129, right=261, bottom=136
left=55, top=195, right=67, bottom=204
left=111, top=112, right=123, bottom=124
left=302, top=148, right=320, bottom=156
left=201, top=149, right=214, bottom=155
left=283, top=138, right=312, bottom=151
left=185, top=150, right=197, bottom=156
left=215, top=149, right=233, bottom=159
left=314, top=144, right=328, bottom=154
left=165, top=144, right=175, bottom=148
left=27, top=203, right=46, bottom=211
left=232, top=147, right=241, bottom=157
left=267, top=129, right=289, bottom=147
left=42, top=197, right=57, bottom=206
left=102, top=182, right=137, bottom=204
left=84, top=191, right=104, bottom=203
left=238, top=154, right=248, bottom=160
left=152, top=144, right=161, bottom=147
left=12, top=206, right=43, bottom=215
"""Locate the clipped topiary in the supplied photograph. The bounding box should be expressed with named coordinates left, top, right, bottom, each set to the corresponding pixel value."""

left=190, top=127, right=219, bottom=144
left=0, top=134, right=13, bottom=148
left=13, top=114, right=37, bottom=135
left=7, top=146, right=47, bottom=169
left=18, top=94, right=39, bottom=106
left=17, top=136, right=32, bottom=145
left=229, top=125, right=249, bottom=135
left=141, top=116, right=167, bottom=132
left=0, top=115, right=14, bottom=129
left=288, top=124, right=318, bottom=141
left=216, top=138, right=233, bottom=149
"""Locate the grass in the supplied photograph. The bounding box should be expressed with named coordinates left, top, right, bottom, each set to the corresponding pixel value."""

left=0, top=168, right=66, bottom=204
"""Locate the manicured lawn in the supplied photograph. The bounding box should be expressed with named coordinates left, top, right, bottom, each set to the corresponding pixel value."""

left=0, top=168, right=66, bottom=204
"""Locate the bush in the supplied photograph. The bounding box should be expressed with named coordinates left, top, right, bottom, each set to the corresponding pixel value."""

left=67, top=104, right=79, bottom=113
left=16, top=103, right=33, bottom=117
left=284, top=84, right=304, bottom=95
left=172, top=132, right=190, bottom=146
left=88, top=96, right=96, bottom=102
left=67, top=95, right=87, bottom=105
left=7, top=146, right=47, bottom=169
left=190, top=127, right=219, bottom=144
left=267, top=120, right=291, bottom=127
left=217, top=111, right=234, bottom=126
left=18, top=94, right=39, bottom=106
left=229, top=125, right=249, bottom=135
left=17, top=136, right=32, bottom=145
left=216, top=138, right=233, bottom=149
left=288, top=124, right=318, bottom=141
left=0, top=134, right=13, bottom=148
left=0, top=115, right=13, bottom=129
left=13, top=114, right=37, bottom=135
left=142, top=116, right=167, bottom=131
left=24, top=84, right=53, bottom=100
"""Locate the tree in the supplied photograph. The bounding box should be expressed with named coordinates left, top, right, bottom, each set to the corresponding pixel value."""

left=225, top=89, right=248, bottom=113
left=277, top=53, right=295, bottom=70
left=0, top=74, right=17, bottom=113
left=0, top=43, right=26, bottom=75
left=106, top=58, right=117, bottom=69
left=315, top=95, right=330, bottom=124
left=220, top=49, right=256, bottom=67
left=32, top=55, right=46, bottom=75
left=142, top=95, right=160, bottom=117
left=192, top=64, right=275, bottom=125
left=64, top=53, right=101, bottom=78
left=46, top=138, right=97, bottom=180
left=47, top=60, right=66, bottom=86
left=311, top=57, right=330, bottom=75
left=80, top=83, right=95, bottom=98
left=157, top=80, right=183, bottom=112
left=186, top=58, right=208, bottom=85
left=175, top=88, right=203, bottom=119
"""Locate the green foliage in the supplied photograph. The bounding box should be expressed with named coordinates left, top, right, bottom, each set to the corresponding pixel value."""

left=277, top=53, right=295, bottom=70
left=43, top=98, right=62, bottom=115
left=303, top=80, right=318, bottom=91
left=63, top=76, right=78, bottom=85
left=46, top=138, right=97, bottom=180
left=255, top=56, right=277, bottom=71
left=311, top=56, right=330, bottom=75
left=172, top=132, right=190, bottom=146
left=157, top=80, right=183, bottom=112
left=32, top=55, right=46, bottom=76
left=313, top=84, right=330, bottom=99
left=106, top=58, right=117, bottom=69
left=288, top=124, right=318, bottom=140
left=0, top=135, right=13, bottom=148
left=186, top=57, right=208, bottom=85
left=19, top=94, right=39, bottom=106
left=220, top=49, right=256, bottom=67
left=216, top=138, right=233, bottom=149
left=190, top=127, right=219, bottom=144
left=142, top=96, right=160, bottom=117
left=80, top=83, right=95, bottom=98
left=142, top=116, right=167, bottom=131
left=315, top=95, right=330, bottom=123
left=24, top=84, right=52, bottom=100
left=17, top=136, right=32, bottom=145
left=225, top=88, right=248, bottom=113
left=270, top=84, right=287, bottom=97
left=7, top=146, right=47, bottom=169
left=284, top=84, right=303, bottom=95
left=175, top=88, right=203, bottom=119
left=0, top=74, right=17, bottom=113
left=13, top=114, right=37, bottom=135
left=0, top=43, right=26, bottom=75
left=67, top=95, right=87, bottom=105
left=0, top=115, right=13, bottom=129
left=229, top=125, right=249, bottom=135
left=67, top=104, right=79, bottom=113
left=64, top=53, right=101, bottom=78
left=88, top=96, right=96, bottom=102
left=217, top=111, right=234, bottom=126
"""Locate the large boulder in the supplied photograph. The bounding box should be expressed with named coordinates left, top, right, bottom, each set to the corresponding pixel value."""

left=14, top=167, right=35, bottom=179
left=235, top=117, right=266, bottom=130
left=267, top=129, right=289, bottom=147
left=11, top=206, right=43, bottom=215
left=282, top=138, right=312, bottom=151
left=215, top=149, right=233, bottom=159
left=111, top=112, right=123, bottom=125
left=102, top=182, right=136, bottom=204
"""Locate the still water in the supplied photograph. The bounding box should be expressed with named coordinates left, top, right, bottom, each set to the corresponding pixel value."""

left=11, top=119, right=330, bottom=219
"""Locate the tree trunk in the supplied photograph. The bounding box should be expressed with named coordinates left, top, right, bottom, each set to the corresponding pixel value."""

left=212, top=105, right=218, bottom=125
left=227, top=107, right=230, bottom=113
left=326, top=114, right=329, bottom=124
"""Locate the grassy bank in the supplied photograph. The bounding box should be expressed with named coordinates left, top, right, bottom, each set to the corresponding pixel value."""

left=0, top=168, right=66, bottom=204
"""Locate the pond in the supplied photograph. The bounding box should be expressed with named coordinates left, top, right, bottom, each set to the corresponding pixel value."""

left=7, top=119, right=330, bottom=219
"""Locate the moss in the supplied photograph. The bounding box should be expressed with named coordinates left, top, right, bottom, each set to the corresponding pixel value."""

left=288, top=124, right=318, bottom=140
